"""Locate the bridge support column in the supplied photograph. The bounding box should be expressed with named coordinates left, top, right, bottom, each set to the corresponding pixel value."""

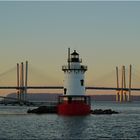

left=128, top=64, right=132, bottom=102
left=123, top=92, right=127, bottom=102
left=116, top=91, right=120, bottom=102
left=20, top=62, right=24, bottom=102
left=16, top=61, right=28, bottom=104
left=17, top=63, right=20, bottom=102
left=123, top=66, right=127, bottom=102
left=24, top=61, right=28, bottom=102
left=116, top=66, right=120, bottom=102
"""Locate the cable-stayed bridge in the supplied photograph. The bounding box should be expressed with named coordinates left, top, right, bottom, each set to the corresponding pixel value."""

left=1, top=62, right=140, bottom=104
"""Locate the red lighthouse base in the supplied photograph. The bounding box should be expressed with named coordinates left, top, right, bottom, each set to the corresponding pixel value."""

left=58, top=95, right=91, bottom=116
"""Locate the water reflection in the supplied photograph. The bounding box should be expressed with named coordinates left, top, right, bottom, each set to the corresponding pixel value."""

left=59, top=116, right=89, bottom=139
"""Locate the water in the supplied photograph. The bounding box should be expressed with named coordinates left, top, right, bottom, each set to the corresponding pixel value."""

left=0, top=101, right=140, bottom=139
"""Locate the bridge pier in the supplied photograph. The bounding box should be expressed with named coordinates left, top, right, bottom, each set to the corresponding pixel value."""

left=116, top=91, right=120, bottom=102
left=123, top=91, right=127, bottom=102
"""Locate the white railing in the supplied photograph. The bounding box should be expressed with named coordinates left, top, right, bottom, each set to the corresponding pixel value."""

left=62, top=65, right=87, bottom=71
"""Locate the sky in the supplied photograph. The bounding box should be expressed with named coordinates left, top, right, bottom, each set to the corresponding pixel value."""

left=0, top=1, right=140, bottom=94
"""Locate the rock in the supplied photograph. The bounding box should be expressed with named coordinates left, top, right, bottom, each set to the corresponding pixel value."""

left=90, top=109, right=119, bottom=115
left=27, top=106, right=57, bottom=114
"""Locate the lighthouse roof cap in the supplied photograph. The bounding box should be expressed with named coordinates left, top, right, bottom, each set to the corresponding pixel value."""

left=71, top=50, right=79, bottom=55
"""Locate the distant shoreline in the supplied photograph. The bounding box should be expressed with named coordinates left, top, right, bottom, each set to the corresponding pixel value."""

left=5, top=93, right=140, bottom=102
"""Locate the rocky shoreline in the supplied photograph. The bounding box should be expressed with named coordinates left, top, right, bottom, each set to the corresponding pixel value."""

left=90, top=109, right=119, bottom=115
left=27, top=106, right=119, bottom=115
left=27, top=106, right=57, bottom=114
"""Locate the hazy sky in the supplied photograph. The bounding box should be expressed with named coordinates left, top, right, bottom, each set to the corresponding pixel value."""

left=0, top=1, right=140, bottom=88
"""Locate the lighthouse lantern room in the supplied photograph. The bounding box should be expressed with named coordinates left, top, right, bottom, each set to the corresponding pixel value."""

left=58, top=48, right=91, bottom=116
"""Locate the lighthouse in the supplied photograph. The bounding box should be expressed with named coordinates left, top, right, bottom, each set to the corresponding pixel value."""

left=58, top=48, right=91, bottom=115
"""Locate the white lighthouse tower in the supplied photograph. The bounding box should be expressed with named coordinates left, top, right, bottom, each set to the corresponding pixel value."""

left=58, top=48, right=91, bottom=116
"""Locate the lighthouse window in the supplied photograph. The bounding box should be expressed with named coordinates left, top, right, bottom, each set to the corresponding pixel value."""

left=80, top=79, right=84, bottom=86
left=64, top=88, right=67, bottom=95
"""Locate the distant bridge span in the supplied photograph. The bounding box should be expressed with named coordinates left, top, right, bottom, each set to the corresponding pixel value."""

left=0, top=86, right=140, bottom=91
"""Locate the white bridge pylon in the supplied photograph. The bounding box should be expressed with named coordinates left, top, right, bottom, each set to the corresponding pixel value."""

left=17, top=61, right=28, bottom=102
left=116, top=65, right=132, bottom=102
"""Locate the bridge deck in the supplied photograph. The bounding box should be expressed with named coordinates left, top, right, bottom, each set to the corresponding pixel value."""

left=0, top=86, right=140, bottom=91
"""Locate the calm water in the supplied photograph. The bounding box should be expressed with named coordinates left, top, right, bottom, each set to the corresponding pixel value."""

left=0, top=101, right=140, bottom=139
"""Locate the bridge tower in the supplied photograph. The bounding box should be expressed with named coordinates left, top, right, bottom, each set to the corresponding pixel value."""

left=116, top=65, right=132, bottom=102
left=17, top=61, right=28, bottom=102
left=58, top=48, right=91, bottom=115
